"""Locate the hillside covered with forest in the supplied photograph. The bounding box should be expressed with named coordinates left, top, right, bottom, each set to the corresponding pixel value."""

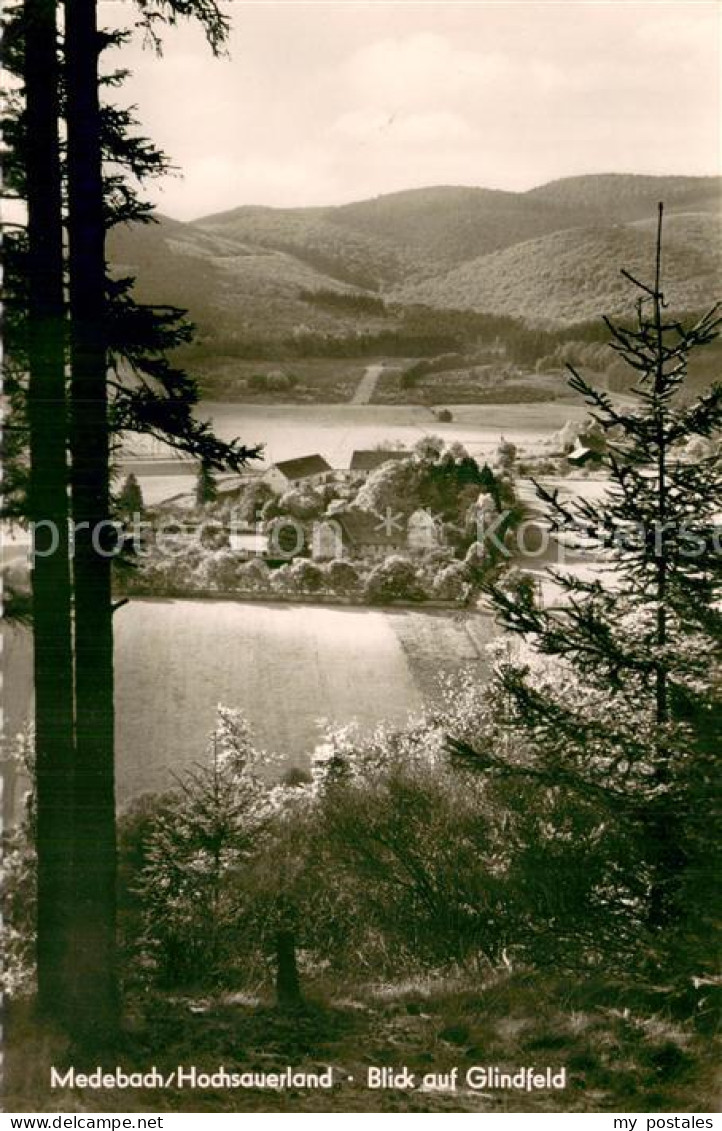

left=107, top=174, right=722, bottom=362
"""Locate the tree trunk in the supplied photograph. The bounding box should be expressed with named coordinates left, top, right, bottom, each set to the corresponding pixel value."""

left=275, top=929, right=302, bottom=1010
left=23, top=0, right=76, bottom=1025
left=64, top=0, right=118, bottom=1040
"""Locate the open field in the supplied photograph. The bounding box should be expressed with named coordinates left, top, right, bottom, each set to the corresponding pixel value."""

left=189, top=357, right=377, bottom=403
left=3, top=601, right=496, bottom=811
left=373, top=367, right=570, bottom=406
left=199, top=399, right=590, bottom=467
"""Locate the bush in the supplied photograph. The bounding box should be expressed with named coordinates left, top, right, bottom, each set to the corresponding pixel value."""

left=432, top=561, right=469, bottom=602
left=325, top=558, right=361, bottom=594
left=199, top=521, right=229, bottom=550
left=267, top=370, right=296, bottom=392
left=278, top=487, right=324, bottom=521
left=198, top=547, right=241, bottom=589
left=0, top=741, right=36, bottom=998
left=249, top=370, right=297, bottom=392
left=233, top=480, right=275, bottom=524
left=288, top=558, right=324, bottom=593
left=315, top=735, right=509, bottom=969
left=495, top=438, right=517, bottom=470
left=364, top=556, right=427, bottom=604
left=237, top=557, right=271, bottom=590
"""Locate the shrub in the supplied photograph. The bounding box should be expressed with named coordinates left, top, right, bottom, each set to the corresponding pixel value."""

left=432, top=561, right=469, bottom=602
left=288, top=557, right=324, bottom=593
left=0, top=730, right=37, bottom=998
left=314, top=728, right=510, bottom=969
left=233, top=480, right=275, bottom=524
left=278, top=487, right=324, bottom=521
left=325, top=558, right=361, bottom=594
left=495, top=438, right=517, bottom=469
left=266, top=370, right=294, bottom=391
left=200, top=548, right=241, bottom=589
left=199, top=520, right=229, bottom=550
left=237, top=557, right=271, bottom=590
left=270, top=563, right=292, bottom=593
left=364, top=556, right=427, bottom=604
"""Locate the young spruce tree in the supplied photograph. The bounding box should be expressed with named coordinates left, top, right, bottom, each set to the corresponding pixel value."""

left=453, top=205, right=721, bottom=965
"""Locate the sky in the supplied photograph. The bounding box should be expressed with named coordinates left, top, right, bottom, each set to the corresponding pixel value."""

left=100, top=0, right=722, bottom=220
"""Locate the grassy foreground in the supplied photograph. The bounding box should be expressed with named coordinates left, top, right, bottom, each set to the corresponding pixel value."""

left=6, top=970, right=720, bottom=1113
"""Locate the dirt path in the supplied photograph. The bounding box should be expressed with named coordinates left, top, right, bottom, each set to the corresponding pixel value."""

left=350, top=363, right=385, bottom=405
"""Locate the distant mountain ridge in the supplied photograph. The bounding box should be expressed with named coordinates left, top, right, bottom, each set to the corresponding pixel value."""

left=392, top=212, right=722, bottom=324
left=107, top=174, right=722, bottom=336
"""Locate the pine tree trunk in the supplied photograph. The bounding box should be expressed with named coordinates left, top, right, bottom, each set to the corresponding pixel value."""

left=275, top=929, right=302, bottom=1010
left=64, top=0, right=118, bottom=1040
left=23, top=0, right=76, bottom=1025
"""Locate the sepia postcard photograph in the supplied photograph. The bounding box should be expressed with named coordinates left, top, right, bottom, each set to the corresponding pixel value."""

left=1, top=0, right=721, bottom=1120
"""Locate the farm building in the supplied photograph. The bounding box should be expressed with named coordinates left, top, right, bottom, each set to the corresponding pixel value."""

left=335, top=507, right=442, bottom=559
left=567, top=444, right=601, bottom=468
left=348, top=449, right=407, bottom=479
left=264, top=454, right=333, bottom=494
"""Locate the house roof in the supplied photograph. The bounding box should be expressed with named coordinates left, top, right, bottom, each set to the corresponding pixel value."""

left=567, top=444, right=595, bottom=464
left=272, top=454, right=332, bottom=479
left=349, top=449, right=407, bottom=472
left=338, top=510, right=406, bottom=549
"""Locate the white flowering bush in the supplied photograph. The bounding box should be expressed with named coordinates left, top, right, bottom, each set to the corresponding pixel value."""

left=0, top=728, right=37, bottom=997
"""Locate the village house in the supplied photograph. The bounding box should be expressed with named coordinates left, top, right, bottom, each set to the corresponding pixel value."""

left=264, top=454, right=334, bottom=494
left=567, top=443, right=600, bottom=468
left=336, top=511, right=406, bottom=559
left=348, top=449, right=407, bottom=480
left=331, top=507, right=443, bottom=560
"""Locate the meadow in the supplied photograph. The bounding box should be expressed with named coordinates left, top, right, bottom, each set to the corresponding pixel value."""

left=195, top=399, right=589, bottom=470
left=189, top=357, right=372, bottom=403
left=2, top=601, right=497, bottom=812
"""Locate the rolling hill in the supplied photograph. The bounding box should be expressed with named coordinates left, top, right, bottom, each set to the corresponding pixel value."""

left=107, top=174, right=722, bottom=346
left=526, top=173, right=722, bottom=222
left=194, top=205, right=417, bottom=289
left=195, top=175, right=721, bottom=280
left=391, top=212, right=722, bottom=325
left=324, top=185, right=592, bottom=272
left=107, top=213, right=391, bottom=344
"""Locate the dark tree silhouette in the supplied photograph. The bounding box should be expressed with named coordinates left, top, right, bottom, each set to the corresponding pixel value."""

left=118, top=472, right=144, bottom=516
left=5, top=0, right=260, bottom=1040
left=64, top=0, right=120, bottom=1037
left=196, top=459, right=219, bottom=506
left=20, top=0, right=76, bottom=1025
